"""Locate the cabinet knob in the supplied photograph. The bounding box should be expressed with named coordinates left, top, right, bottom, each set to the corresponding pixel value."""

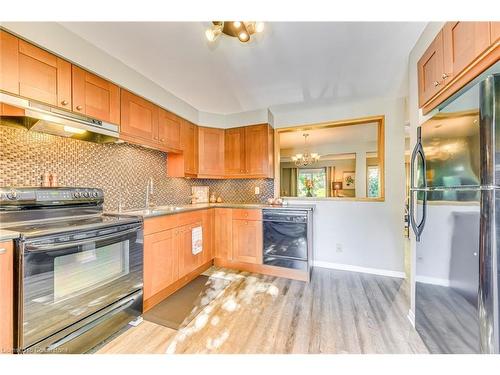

left=161, top=138, right=165, bottom=142
left=76, top=105, right=83, bottom=111
left=433, top=81, right=440, bottom=87
left=61, top=100, right=69, bottom=106
left=441, top=73, right=449, bottom=80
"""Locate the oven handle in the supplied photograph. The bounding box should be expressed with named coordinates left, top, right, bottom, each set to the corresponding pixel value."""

left=24, top=226, right=142, bottom=253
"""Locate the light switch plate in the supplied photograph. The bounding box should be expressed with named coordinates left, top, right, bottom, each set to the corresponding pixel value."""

left=254, top=187, right=260, bottom=195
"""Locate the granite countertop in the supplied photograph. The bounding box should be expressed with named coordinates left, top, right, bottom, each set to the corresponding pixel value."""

left=108, top=202, right=315, bottom=219
left=0, top=229, right=20, bottom=242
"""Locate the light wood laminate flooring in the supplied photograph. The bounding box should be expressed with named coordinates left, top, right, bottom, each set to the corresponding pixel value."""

left=97, top=267, right=428, bottom=354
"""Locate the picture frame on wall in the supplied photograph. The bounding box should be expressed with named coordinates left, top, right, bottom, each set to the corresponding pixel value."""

left=343, top=171, right=355, bottom=190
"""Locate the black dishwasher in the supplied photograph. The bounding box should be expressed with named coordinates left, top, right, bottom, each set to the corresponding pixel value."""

left=262, top=209, right=310, bottom=271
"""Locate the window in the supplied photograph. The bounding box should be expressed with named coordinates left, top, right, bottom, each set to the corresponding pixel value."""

left=367, top=166, right=380, bottom=198
left=297, top=168, right=326, bottom=198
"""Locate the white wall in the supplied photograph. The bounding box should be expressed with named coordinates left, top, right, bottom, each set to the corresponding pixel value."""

left=407, top=22, right=445, bottom=318
left=275, top=97, right=407, bottom=276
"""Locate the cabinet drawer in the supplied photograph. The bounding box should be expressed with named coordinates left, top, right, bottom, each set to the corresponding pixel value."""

left=177, top=211, right=204, bottom=226
left=231, top=209, right=262, bottom=221
left=144, top=215, right=179, bottom=235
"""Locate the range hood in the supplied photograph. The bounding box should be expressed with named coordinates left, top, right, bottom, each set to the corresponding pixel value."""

left=0, top=93, right=119, bottom=143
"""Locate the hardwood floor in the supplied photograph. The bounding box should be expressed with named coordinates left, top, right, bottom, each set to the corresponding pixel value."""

left=97, top=267, right=428, bottom=354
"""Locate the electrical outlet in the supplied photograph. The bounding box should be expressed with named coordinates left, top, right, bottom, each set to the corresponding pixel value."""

left=254, top=186, right=260, bottom=195
left=336, top=243, right=343, bottom=253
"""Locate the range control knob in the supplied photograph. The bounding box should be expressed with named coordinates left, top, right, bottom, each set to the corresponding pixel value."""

left=7, top=191, right=18, bottom=200
left=92, top=191, right=98, bottom=198
left=73, top=192, right=81, bottom=198
left=83, top=191, right=90, bottom=198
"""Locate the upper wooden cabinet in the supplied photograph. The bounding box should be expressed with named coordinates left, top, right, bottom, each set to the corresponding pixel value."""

left=442, top=22, right=491, bottom=81
left=17, top=39, right=72, bottom=110
left=181, top=120, right=198, bottom=175
left=198, top=126, right=225, bottom=177
left=158, top=108, right=182, bottom=150
left=225, top=127, right=246, bottom=176
left=245, top=124, right=274, bottom=178
left=418, top=22, right=500, bottom=113
left=417, top=31, right=445, bottom=107
left=120, top=90, right=159, bottom=144
left=0, top=30, right=19, bottom=94
left=72, top=66, right=120, bottom=124
left=0, top=241, right=13, bottom=354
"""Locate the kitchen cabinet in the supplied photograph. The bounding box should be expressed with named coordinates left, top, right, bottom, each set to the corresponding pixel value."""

left=417, top=30, right=445, bottom=107
left=144, top=229, right=179, bottom=300
left=0, top=241, right=13, bottom=354
left=245, top=124, right=274, bottom=178
left=214, top=208, right=233, bottom=260
left=0, top=30, right=19, bottom=94
left=158, top=108, right=182, bottom=150
left=17, top=39, right=72, bottom=110
left=120, top=89, right=159, bottom=145
left=232, top=218, right=263, bottom=264
left=418, top=22, right=500, bottom=114
left=491, top=22, right=500, bottom=44
left=198, top=126, right=225, bottom=177
left=224, top=127, right=246, bottom=176
left=442, top=22, right=491, bottom=82
left=167, top=120, right=199, bottom=178
left=72, top=66, right=120, bottom=124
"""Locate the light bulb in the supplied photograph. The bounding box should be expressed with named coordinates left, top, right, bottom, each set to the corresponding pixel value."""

left=255, top=22, right=265, bottom=33
left=205, top=28, right=216, bottom=42
left=63, top=125, right=86, bottom=134
left=233, top=21, right=241, bottom=28
left=238, top=31, right=249, bottom=42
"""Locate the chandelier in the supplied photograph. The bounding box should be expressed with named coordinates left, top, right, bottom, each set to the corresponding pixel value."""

left=205, top=21, right=265, bottom=43
left=291, top=134, right=320, bottom=167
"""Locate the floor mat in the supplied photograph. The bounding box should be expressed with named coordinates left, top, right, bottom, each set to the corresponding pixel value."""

left=143, top=275, right=230, bottom=330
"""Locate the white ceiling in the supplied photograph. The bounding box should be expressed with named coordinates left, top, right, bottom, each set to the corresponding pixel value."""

left=279, top=122, right=378, bottom=149
left=60, top=22, right=426, bottom=115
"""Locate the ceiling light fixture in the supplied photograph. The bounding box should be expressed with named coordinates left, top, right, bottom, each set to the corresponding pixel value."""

left=291, top=134, right=320, bottom=167
left=205, top=21, right=265, bottom=43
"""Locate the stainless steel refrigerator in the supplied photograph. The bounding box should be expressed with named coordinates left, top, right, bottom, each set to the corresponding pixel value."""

left=410, top=64, right=500, bottom=354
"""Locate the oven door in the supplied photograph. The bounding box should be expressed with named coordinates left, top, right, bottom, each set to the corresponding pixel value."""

left=18, top=222, right=143, bottom=350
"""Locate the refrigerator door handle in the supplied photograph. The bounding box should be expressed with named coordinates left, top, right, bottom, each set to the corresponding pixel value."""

left=410, top=127, right=428, bottom=242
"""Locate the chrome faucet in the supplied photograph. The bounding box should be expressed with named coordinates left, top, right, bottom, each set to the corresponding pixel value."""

left=145, top=177, right=154, bottom=209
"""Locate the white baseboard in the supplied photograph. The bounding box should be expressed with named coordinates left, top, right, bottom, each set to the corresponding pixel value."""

left=415, top=275, right=450, bottom=287
left=313, top=260, right=406, bottom=279
left=407, top=309, right=415, bottom=327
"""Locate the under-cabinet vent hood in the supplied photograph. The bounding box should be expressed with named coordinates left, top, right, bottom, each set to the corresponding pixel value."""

left=0, top=93, right=119, bottom=143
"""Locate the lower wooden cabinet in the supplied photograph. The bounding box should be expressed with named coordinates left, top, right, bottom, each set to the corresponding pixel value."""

left=143, top=229, right=178, bottom=301
left=0, top=241, right=13, bottom=354
left=178, top=223, right=204, bottom=278
left=232, top=219, right=263, bottom=264
left=214, top=208, right=233, bottom=260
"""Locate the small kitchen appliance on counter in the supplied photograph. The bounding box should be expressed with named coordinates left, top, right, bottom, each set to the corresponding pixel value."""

left=0, top=187, right=144, bottom=354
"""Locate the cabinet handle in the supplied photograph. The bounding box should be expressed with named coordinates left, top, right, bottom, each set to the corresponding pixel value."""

left=0, top=248, right=6, bottom=255
left=61, top=100, right=69, bottom=106
left=76, top=105, right=83, bottom=111
left=441, top=73, right=449, bottom=80
left=433, top=81, right=440, bottom=87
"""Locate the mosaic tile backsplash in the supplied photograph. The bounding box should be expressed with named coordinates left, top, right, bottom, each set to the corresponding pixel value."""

left=0, top=126, right=274, bottom=210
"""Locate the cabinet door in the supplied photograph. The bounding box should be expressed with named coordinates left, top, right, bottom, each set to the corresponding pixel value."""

left=491, top=22, right=500, bottom=44
left=232, top=219, right=263, bottom=264
left=0, top=241, right=13, bottom=354
left=158, top=108, right=181, bottom=150
left=443, top=22, right=491, bottom=82
left=180, top=120, right=198, bottom=174
left=214, top=208, right=233, bottom=260
left=18, top=40, right=72, bottom=109
left=198, top=127, right=224, bottom=176
left=225, top=127, right=246, bottom=175
left=202, top=209, right=214, bottom=264
left=178, top=223, right=204, bottom=278
left=245, top=124, right=272, bottom=177
left=72, top=66, right=120, bottom=124
left=417, top=31, right=445, bottom=106
left=144, top=229, right=179, bottom=300
left=120, top=90, right=159, bottom=142
left=0, top=31, right=19, bottom=94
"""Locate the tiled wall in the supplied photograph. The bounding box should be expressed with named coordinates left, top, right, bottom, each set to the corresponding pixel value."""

left=0, top=126, right=274, bottom=210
